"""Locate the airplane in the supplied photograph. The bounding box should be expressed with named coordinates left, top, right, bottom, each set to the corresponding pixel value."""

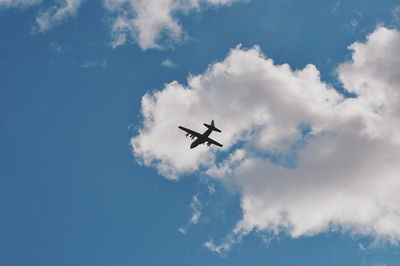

left=178, top=120, right=223, bottom=149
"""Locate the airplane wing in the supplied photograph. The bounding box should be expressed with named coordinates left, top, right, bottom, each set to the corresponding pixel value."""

left=206, top=137, right=223, bottom=147
left=178, top=126, right=202, bottom=138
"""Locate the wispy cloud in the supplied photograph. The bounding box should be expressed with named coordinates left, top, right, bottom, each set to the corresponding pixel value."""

left=178, top=194, right=203, bottom=234
left=189, top=195, right=202, bottom=224
left=79, top=60, right=107, bottom=69
left=331, top=1, right=340, bottom=14
left=35, top=0, right=82, bottom=33
left=204, top=229, right=247, bottom=255
left=161, top=59, right=177, bottom=69
left=348, top=18, right=358, bottom=32
left=104, top=0, right=247, bottom=50
left=49, top=42, right=64, bottom=54
left=393, top=6, right=400, bottom=22
left=0, top=0, right=41, bottom=8
left=3, top=0, right=247, bottom=50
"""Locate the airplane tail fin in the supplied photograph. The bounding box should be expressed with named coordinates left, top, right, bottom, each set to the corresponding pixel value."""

left=204, top=120, right=222, bottom=132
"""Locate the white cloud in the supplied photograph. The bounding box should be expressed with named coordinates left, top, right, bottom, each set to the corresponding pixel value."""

left=189, top=194, right=202, bottom=224
left=35, top=0, right=82, bottom=32
left=0, top=0, right=41, bottom=8
left=3, top=0, right=245, bottom=49
left=103, top=0, right=245, bottom=50
left=178, top=227, right=187, bottom=234
left=204, top=235, right=239, bottom=254
left=178, top=194, right=203, bottom=234
left=132, top=43, right=342, bottom=178
left=132, top=27, right=400, bottom=251
left=161, top=59, right=177, bottom=69
left=206, top=181, right=216, bottom=194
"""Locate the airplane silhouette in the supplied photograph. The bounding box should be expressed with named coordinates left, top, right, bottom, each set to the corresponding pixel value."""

left=178, top=120, right=223, bottom=149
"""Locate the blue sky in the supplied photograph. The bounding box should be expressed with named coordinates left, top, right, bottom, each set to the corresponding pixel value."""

left=1, top=0, right=400, bottom=265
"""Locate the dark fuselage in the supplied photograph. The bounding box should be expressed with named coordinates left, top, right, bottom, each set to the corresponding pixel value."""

left=190, top=128, right=213, bottom=149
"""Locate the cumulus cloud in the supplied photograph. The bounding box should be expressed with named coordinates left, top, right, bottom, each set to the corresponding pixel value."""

left=35, top=0, right=82, bottom=32
left=0, top=0, right=41, bottom=8
left=103, top=0, right=245, bottom=50
left=132, top=27, right=400, bottom=251
left=132, top=43, right=342, bottom=178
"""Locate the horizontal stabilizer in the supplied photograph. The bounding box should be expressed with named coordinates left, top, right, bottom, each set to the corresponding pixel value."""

left=203, top=120, right=222, bottom=132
